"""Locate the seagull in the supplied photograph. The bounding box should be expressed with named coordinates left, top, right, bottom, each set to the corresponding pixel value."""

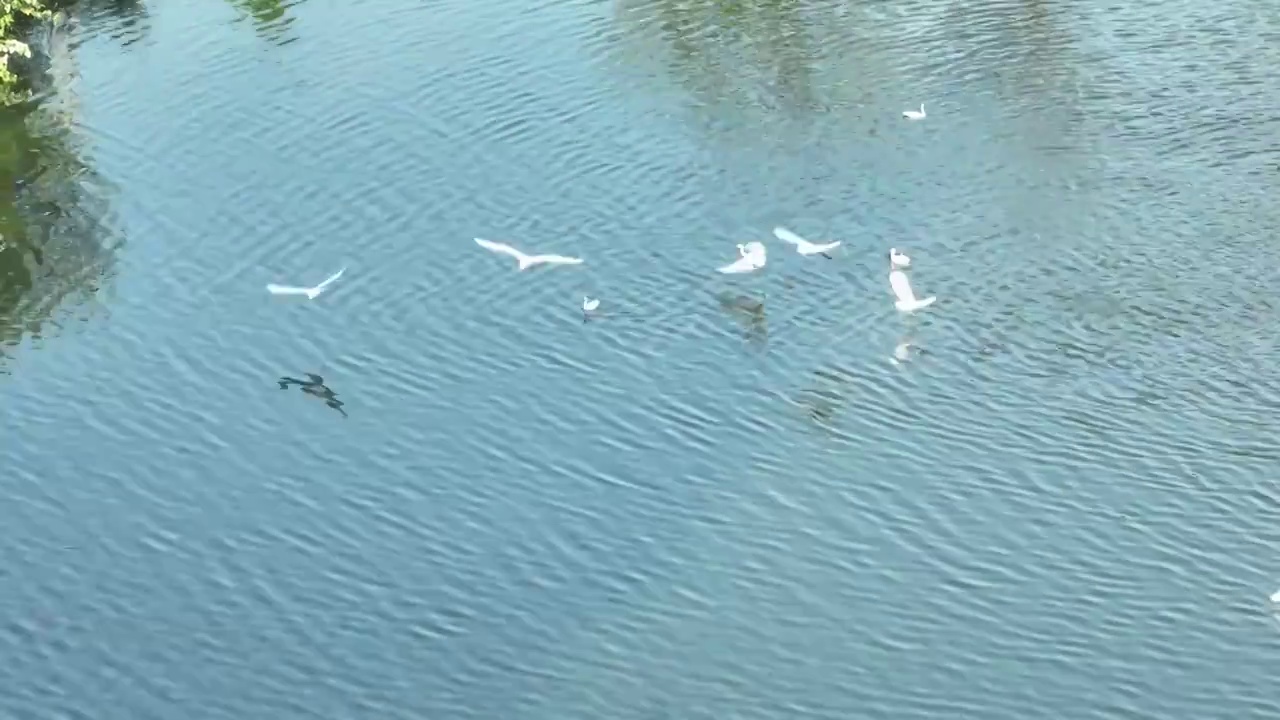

left=888, top=253, right=935, bottom=313
left=718, top=241, right=767, bottom=274
left=903, top=103, right=926, bottom=120
left=890, top=247, right=911, bottom=269
left=892, top=341, right=913, bottom=364
left=474, top=238, right=584, bottom=270
left=772, top=226, right=841, bottom=259
left=266, top=267, right=346, bottom=300
left=581, top=296, right=600, bottom=323
left=1271, top=589, right=1280, bottom=603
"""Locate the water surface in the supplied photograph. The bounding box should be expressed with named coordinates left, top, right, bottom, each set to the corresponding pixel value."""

left=3, top=0, right=1279, bottom=718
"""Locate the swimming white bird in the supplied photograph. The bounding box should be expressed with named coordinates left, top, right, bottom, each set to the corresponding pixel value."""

left=893, top=341, right=913, bottom=364
left=1271, top=589, right=1280, bottom=603
left=718, top=241, right=767, bottom=274
left=583, top=296, right=600, bottom=312
left=888, top=254, right=935, bottom=313
left=266, top=267, right=346, bottom=300
left=890, top=247, right=911, bottom=269
left=772, top=226, right=841, bottom=259
left=903, top=103, right=926, bottom=120
left=474, top=237, right=584, bottom=270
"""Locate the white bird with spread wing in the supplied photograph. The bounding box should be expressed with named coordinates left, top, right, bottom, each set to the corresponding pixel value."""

left=475, top=238, right=583, bottom=270
left=888, top=250, right=935, bottom=312
left=772, top=226, right=841, bottom=259
left=267, top=267, right=346, bottom=300
left=718, top=241, right=767, bottom=274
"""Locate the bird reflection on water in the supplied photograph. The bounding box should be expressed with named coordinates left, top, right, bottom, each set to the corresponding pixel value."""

left=277, top=373, right=347, bottom=417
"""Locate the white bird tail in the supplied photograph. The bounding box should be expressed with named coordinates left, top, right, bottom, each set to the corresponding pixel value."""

left=889, top=269, right=935, bottom=312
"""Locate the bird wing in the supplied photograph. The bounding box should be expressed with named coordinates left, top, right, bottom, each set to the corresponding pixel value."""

left=772, top=226, right=810, bottom=248
left=528, top=254, right=583, bottom=266
left=889, top=270, right=917, bottom=303
left=267, top=284, right=312, bottom=295
left=475, top=238, right=527, bottom=260
left=718, top=256, right=754, bottom=273
left=811, top=241, right=841, bottom=253
left=313, top=267, right=346, bottom=291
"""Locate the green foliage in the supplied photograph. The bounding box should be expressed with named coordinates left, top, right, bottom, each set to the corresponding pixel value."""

left=0, top=0, right=56, bottom=104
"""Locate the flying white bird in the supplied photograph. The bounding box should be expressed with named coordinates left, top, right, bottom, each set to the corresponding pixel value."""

left=266, top=267, right=346, bottom=300
left=474, top=238, right=584, bottom=270
left=903, top=103, right=926, bottom=120
left=890, top=247, right=911, bottom=269
left=772, top=226, right=841, bottom=259
left=718, top=241, right=767, bottom=274
left=888, top=252, right=935, bottom=312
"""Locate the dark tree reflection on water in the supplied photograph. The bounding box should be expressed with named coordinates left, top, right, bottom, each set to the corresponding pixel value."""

left=613, top=0, right=823, bottom=118
left=0, top=69, right=122, bottom=364
left=226, top=0, right=307, bottom=46
left=608, top=0, right=892, bottom=196
left=73, top=0, right=151, bottom=49
left=69, top=0, right=306, bottom=47
left=0, top=0, right=317, bottom=368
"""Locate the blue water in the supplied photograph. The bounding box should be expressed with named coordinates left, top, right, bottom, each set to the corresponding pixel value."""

left=3, top=0, right=1280, bottom=717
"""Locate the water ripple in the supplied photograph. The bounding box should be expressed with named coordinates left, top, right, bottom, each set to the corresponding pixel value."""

left=5, top=0, right=1280, bottom=719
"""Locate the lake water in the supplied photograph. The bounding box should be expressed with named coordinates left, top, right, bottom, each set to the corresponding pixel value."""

left=3, top=0, right=1279, bottom=717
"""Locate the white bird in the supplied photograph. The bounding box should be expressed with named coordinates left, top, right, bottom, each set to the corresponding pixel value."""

left=888, top=254, right=935, bottom=313
left=892, top=341, right=913, bottom=364
left=583, top=296, right=600, bottom=312
left=903, top=103, right=926, bottom=120
left=772, top=226, right=841, bottom=259
left=474, top=238, right=584, bottom=270
left=266, top=267, right=346, bottom=300
left=1271, top=589, right=1280, bottom=603
left=718, top=241, right=767, bottom=274
left=890, top=247, right=911, bottom=269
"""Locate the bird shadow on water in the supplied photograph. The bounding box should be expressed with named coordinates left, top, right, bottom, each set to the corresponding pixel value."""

left=790, top=365, right=859, bottom=435
left=577, top=286, right=767, bottom=341
left=277, top=372, right=347, bottom=418
left=716, top=291, right=768, bottom=352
